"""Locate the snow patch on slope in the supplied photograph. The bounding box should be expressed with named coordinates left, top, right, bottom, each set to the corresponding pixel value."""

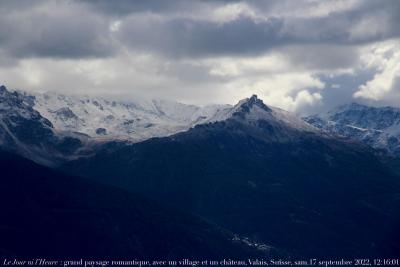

left=214, top=95, right=318, bottom=133
left=29, top=91, right=231, bottom=142
left=305, top=102, right=400, bottom=155
left=5, top=89, right=318, bottom=143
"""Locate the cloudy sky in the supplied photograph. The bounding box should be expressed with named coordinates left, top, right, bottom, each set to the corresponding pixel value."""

left=0, top=0, right=399, bottom=114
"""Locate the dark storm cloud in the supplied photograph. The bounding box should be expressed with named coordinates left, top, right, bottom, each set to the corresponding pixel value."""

left=0, top=0, right=399, bottom=61
left=281, top=45, right=360, bottom=71
left=0, top=1, right=115, bottom=59
left=0, top=0, right=45, bottom=11
left=118, top=16, right=286, bottom=58
left=77, top=0, right=212, bottom=16
left=111, top=0, right=400, bottom=60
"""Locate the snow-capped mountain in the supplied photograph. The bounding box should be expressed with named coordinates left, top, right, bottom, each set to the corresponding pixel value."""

left=304, top=102, right=400, bottom=156
left=226, top=94, right=317, bottom=132
left=20, top=91, right=317, bottom=142
left=64, top=94, right=400, bottom=258
left=0, top=84, right=321, bottom=164
left=27, top=91, right=231, bottom=141
left=0, top=85, right=88, bottom=166
left=188, top=94, right=320, bottom=143
left=2, top=84, right=400, bottom=257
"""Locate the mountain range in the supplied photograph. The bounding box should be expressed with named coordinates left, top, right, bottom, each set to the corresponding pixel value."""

left=6, top=84, right=400, bottom=159
left=62, top=95, right=400, bottom=258
left=27, top=89, right=231, bottom=141
left=1, top=84, right=400, bottom=259
left=305, top=103, right=400, bottom=157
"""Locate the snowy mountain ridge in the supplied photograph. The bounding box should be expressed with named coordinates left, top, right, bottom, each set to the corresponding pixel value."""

left=19, top=90, right=318, bottom=142
left=228, top=94, right=316, bottom=132
left=26, top=90, right=232, bottom=142
left=0, top=85, right=89, bottom=166
left=0, top=84, right=321, bottom=148
left=305, top=102, right=400, bottom=156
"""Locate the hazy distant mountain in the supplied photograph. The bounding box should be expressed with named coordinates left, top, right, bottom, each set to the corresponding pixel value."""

left=305, top=103, right=400, bottom=156
left=64, top=95, right=400, bottom=258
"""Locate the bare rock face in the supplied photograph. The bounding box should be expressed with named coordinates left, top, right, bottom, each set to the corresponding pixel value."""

left=0, top=85, right=84, bottom=166
left=96, top=127, right=107, bottom=135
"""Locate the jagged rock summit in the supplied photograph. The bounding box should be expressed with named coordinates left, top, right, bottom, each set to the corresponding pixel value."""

left=224, top=94, right=317, bottom=133
left=234, top=94, right=272, bottom=113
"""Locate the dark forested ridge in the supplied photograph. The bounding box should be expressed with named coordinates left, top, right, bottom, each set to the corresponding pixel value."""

left=0, top=149, right=271, bottom=259
left=64, top=117, right=400, bottom=258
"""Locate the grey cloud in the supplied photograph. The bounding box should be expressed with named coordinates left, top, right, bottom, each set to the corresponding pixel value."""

left=281, top=45, right=360, bottom=71
left=160, top=62, right=227, bottom=84
left=0, top=2, right=116, bottom=59
left=113, top=1, right=400, bottom=59
left=78, top=0, right=201, bottom=16
left=118, top=16, right=286, bottom=58
left=0, top=0, right=46, bottom=11
left=0, top=0, right=399, bottom=60
left=276, top=3, right=398, bottom=45
left=386, top=1, right=400, bottom=37
left=78, top=0, right=241, bottom=16
left=308, top=70, right=377, bottom=114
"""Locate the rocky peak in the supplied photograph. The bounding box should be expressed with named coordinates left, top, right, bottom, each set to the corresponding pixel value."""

left=213, top=95, right=317, bottom=135
left=52, top=107, right=78, bottom=120
left=229, top=95, right=273, bottom=121
left=237, top=94, right=272, bottom=113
